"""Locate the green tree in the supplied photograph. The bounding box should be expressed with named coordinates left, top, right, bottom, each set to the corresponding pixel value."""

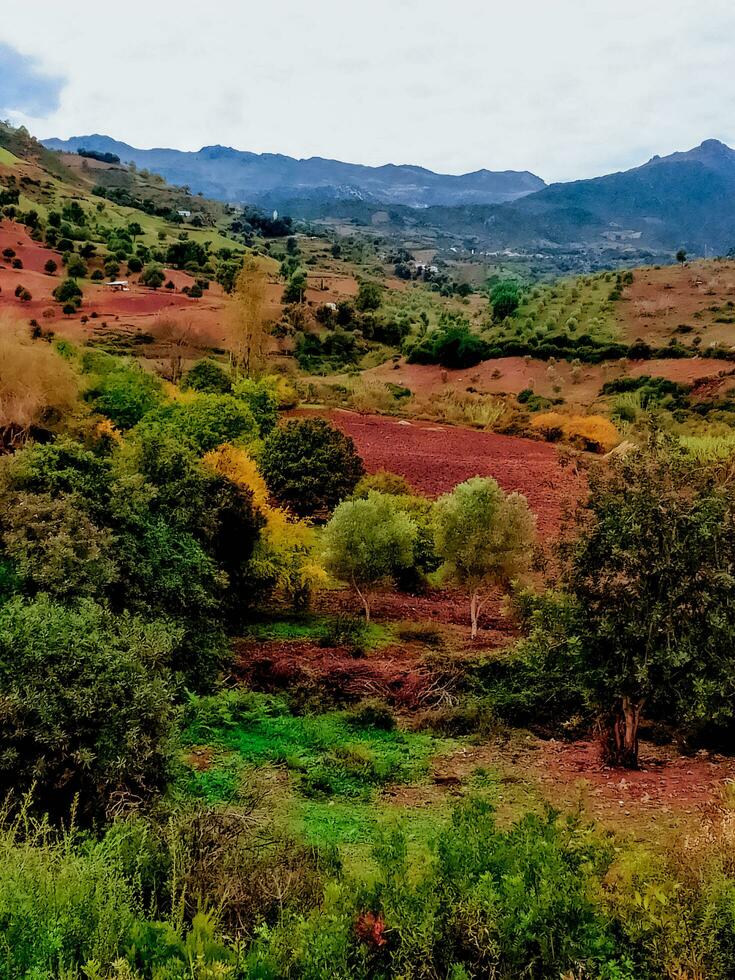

left=355, top=280, right=382, bottom=312
left=564, top=439, right=735, bottom=768
left=676, top=248, right=687, bottom=266
left=260, top=418, right=364, bottom=518
left=86, top=362, right=164, bottom=429
left=182, top=359, right=233, bottom=395
left=232, top=376, right=279, bottom=436
left=0, top=492, right=118, bottom=600
left=66, top=253, right=87, bottom=279
left=433, top=477, right=535, bottom=638
left=139, top=394, right=258, bottom=454
left=490, top=279, right=521, bottom=320
left=140, top=263, right=166, bottom=289
left=43, top=258, right=57, bottom=275
left=0, top=596, right=176, bottom=820
left=322, top=492, right=418, bottom=621
left=53, top=277, right=83, bottom=306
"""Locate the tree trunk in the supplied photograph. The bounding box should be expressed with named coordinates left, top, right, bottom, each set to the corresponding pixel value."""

left=470, top=591, right=479, bottom=640
left=352, top=577, right=371, bottom=624
left=603, top=696, right=645, bottom=768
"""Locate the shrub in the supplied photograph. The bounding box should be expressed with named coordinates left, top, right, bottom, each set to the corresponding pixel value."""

left=232, top=376, right=279, bottom=436
left=260, top=418, right=364, bottom=517
left=408, top=320, right=489, bottom=369
left=86, top=360, right=165, bottom=429
left=0, top=596, right=176, bottom=819
left=353, top=470, right=415, bottom=497
left=141, top=394, right=259, bottom=454
left=182, top=358, right=233, bottom=395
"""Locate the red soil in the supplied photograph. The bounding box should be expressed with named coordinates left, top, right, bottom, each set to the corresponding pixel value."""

left=233, top=637, right=441, bottom=709
left=535, top=739, right=735, bottom=816
left=311, top=409, right=583, bottom=536
left=368, top=355, right=735, bottom=403
left=315, top=584, right=517, bottom=645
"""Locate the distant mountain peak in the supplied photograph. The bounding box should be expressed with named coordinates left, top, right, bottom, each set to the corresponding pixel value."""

left=41, top=134, right=546, bottom=208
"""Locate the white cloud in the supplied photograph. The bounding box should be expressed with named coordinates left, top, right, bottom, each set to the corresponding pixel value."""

left=2, top=0, right=735, bottom=181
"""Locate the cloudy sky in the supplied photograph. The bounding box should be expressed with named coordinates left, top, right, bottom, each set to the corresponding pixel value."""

left=1, top=0, right=734, bottom=183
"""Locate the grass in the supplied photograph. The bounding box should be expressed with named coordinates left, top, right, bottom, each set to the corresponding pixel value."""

left=179, top=690, right=450, bottom=804
left=0, top=147, right=19, bottom=167
left=242, top=613, right=394, bottom=649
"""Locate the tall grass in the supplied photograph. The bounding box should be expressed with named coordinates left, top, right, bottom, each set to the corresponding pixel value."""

left=680, top=433, right=735, bottom=460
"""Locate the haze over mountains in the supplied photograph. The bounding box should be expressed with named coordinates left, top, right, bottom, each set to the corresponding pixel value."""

left=41, top=135, right=545, bottom=208
left=43, top=134, right=735, bottom=256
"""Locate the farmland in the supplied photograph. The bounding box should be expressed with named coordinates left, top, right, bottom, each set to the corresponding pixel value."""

left=3, top=118, right=735, bottom=978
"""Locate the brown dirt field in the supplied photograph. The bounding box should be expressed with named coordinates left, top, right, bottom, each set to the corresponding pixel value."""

left=384, top=734, right=735, bottom=834
left=306, top=409, right=583, bottom=536
left=314, top=584, right=516, bottom=646
left=618, top=260, right=735, bottom=347
left=366, top=354, right=735, bottom=406
left=233, top=637, right=442, bottom=709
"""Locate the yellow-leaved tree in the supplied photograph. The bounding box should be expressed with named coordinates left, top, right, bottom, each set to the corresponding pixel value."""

left=204, top=444, right=325, bottom=604
left=228, top=255, right=273, bottom=377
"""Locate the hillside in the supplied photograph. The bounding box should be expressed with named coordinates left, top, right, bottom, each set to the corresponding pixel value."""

left=421, top=139, right=735, bottom=256
left=42, top=134, right=546, bottom=208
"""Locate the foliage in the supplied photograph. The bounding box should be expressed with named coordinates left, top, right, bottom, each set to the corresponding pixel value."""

left=229, top=254, right=271, bottom=376
left=182, top=358, right=233, bottom=395
left=138, top=393, right=259, bottom=454
left=531, top=412, right=620, bottom=453
left=563, top=437, right=735, bottom=766
left=0, top=327, right=79, bottom=450
left=322, top=492, right=419, bottom=620
left=408, top=317, right=489, bottom=369
left=85, top=358, right=165, bottom=429
left=260, top=418, right=364, bottom=517
left=232, top=375, right=279, bottom=435
left=434, top=477, right=535, bottom=637
left=0, top=596, right=176, bottom=818
left=490, top=278, right=522, bottom=320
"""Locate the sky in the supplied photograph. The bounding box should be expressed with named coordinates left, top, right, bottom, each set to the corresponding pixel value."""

left=2, top=0, right=735, bottom=183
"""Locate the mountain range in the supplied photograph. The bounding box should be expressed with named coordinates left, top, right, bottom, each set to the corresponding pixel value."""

left=42, top=134, right=735, bottom=255
left=41, top=135, right=544, bottom=208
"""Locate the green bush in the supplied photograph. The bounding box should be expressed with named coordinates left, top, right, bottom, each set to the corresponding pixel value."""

left=0, top=596, right=176, bottom=819
left=138, top=394, right=259, bottom=454
left=85, top=360, right=165, bottom=429
left=182, top=359, right=233, bottom=395
left=260, top=418, right=364, bottom=517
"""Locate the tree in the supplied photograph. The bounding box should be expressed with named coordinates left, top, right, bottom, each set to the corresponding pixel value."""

left=676, top=248, right=687, bottom=266
left=229, top=255, right=271, bottom=376
left=490, top=280, right=521, bottom=321
left=66, top=254, right=87, bottom=279
left=282, top=269, right=307, bottom=305
left=86, top=361, right=164, bottom=429
left=0, top=595, right=176, bottom=820
left=232, top=376, right=279, bottom=436
left=433, top=477, right=535, bottom=638
left=322, top=492, right=418, bottom=621
left=564, top=439, right=735, bottom=768
left=53, top=277, right=83, bottom=306
left=44, top=259, right=57, bottom=275
left=355, top=280, right=382, bottom=312
left=140, top=263, right=166, bottom=289
left=140, top=394, right=259, bottom=454
left=0, top=492, right=118, bottom=600
left=183, top=359, right=233, bottom=395
left=260, top=418, right=364, bottom=518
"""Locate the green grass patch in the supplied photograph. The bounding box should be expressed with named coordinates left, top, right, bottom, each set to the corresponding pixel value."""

left=180, top=689, right=449, bottom=802
left=242, top=613, right=394, bottom=650
left=0, top=147, right=19, bottom=167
